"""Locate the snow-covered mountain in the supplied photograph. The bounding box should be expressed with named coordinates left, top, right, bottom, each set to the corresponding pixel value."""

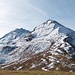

left=0, top=19, right=75, bottom=72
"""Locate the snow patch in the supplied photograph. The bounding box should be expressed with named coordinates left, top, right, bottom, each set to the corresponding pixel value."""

left=16, top=66, right=22, bottom=70
left=47, top=62, right=55, bottom=69
left=42, top=67, right=48, bottom=71
left=30, top=64, right=36, bottom=69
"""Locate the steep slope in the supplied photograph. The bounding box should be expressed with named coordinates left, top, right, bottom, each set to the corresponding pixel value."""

left=32, top=19, right=75, bottom=45
left=0, top=19, right=75, bottom=72
left=0, top=28, right=33, bottom=64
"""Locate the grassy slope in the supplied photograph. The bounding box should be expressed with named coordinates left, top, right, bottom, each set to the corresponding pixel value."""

left=0, top=70, right=75, bottom=75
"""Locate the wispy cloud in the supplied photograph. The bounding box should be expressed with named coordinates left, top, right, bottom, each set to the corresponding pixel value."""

left=0, top=0, right=75, bottom=37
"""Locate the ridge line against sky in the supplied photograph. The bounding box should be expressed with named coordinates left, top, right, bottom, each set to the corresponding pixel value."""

left=0, top=0, right=75, bottom=37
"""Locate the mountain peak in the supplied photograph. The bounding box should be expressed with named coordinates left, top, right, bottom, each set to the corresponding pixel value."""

left=32, top=19, right=70, bottom=38
left=1, top=28, right=30, bottom=38
left=0, top=28, right=30, bottom=44
left=45, top=19, right=65, bottom=28
left=42, top=19, right=59, bottom=25
left=46, top=19, right=57, bottom=23
left=13, top=28, right=28, bottom=33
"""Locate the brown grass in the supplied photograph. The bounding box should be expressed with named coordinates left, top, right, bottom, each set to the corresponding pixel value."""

left=0, top=70, right=75, bottom=75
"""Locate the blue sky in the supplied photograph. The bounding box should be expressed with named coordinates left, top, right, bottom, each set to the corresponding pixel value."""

left=0, top=0, right=75, bottom=37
